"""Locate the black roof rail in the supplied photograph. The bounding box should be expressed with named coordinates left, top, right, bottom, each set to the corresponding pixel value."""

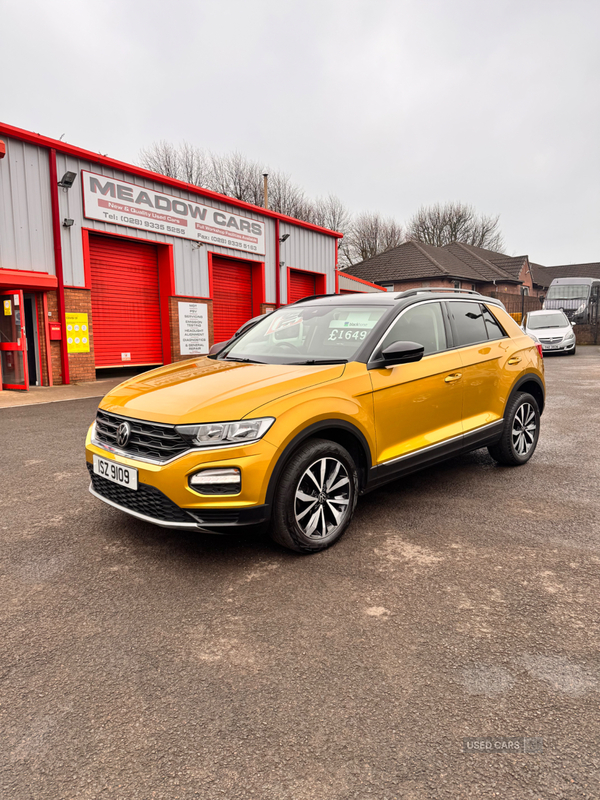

left=395, top=287, right=484, bottom=299
left=289, top=293, right=339, bottom=305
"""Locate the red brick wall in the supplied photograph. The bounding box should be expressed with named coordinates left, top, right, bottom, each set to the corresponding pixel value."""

left=169, top=297, right=214, bottom=363
left=36, top=292, right=50, bottom=386
left=64, top=288, right=96, bottom=383
left=45, top=291, right=64, bottom=385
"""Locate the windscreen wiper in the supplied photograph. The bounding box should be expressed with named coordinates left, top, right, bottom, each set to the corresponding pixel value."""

left=290, top=359, right=348, bottom=365
left=224, top=357, right=265, bottom=364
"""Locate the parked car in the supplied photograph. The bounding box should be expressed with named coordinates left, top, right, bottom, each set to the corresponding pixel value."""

left=86, top=289, right=545, bottom=553
left=523, top=309, right=577, bottom=355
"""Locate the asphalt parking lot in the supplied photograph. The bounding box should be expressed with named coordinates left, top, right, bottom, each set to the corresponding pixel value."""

left=1, top=348, right=600, bottom=800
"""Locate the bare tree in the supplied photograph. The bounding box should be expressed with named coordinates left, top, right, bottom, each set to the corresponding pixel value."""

left=139, top=140, right=181, bottom=179
left=138, top=142, right=357, bottom=244
left=406, top=202, right=504, bottom=252
left=178, top=141, right=210, bottom=186
left=311, top=194, right=352, bottom=235
left=340, top=212, right=404, bottom=266
left=267, top=171, right=309, bottom=218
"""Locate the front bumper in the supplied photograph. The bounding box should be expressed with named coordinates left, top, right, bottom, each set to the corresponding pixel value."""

left=85, top=428, right=276, bottom=532
left=541, top=340, right=575, bottom=353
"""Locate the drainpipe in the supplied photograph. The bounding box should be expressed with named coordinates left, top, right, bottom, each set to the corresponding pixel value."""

left=48, top=148, right=70, bottom=385
left=275, top=218, right=281, bottom=307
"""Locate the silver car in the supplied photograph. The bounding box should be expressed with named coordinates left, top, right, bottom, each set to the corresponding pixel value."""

left=523, top=309, right=577, bottom=355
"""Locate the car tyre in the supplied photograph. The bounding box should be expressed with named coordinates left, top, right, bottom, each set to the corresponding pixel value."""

left=569, top=346, right=577, bottom=356
left=488, top=392, right=540, bottom=466
left=270, top=438, right=358, bottom=553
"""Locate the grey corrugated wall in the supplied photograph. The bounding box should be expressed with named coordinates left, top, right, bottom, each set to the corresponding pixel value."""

left=0, top=137, right=55, bottom=274
left=278, top=221, right=337, bottom=304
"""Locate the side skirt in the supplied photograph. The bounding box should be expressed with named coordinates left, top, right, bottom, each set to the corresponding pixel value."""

left=363, top=419, right=504, bottom=493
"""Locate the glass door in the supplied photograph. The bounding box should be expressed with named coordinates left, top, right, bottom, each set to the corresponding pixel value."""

left=0, top=290, right=29, bottom=390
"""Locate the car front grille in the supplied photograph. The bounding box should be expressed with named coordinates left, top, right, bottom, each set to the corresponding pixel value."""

left=538, top=336, right=563, bottom=344
left=95, top=409, right=190, bottom=462
left=88, top=463, right=194, bottom=524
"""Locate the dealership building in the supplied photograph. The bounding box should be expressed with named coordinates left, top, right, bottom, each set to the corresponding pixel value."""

left=0, top=122, right=343, bottom=391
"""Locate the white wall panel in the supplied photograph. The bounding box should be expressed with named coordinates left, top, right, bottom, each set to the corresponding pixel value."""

left=278, top=222, right=337, bottom=304
left=0, top=137, right=55, bottom=274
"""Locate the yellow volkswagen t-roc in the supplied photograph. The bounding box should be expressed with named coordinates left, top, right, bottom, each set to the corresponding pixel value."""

left=85, top=289, right=545, bottom=553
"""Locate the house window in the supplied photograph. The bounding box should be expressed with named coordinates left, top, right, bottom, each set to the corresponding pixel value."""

left=453, top=280, right=461, bottom=289
left=471, top=284, right=476, bottom=291
left=381, top=284, right=394, bottom=292
left=522, top=287, right=529, bottom=296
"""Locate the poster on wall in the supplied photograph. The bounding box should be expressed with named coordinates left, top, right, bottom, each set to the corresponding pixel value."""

left=65, top=313, right=90, bottom=353
left=178, top=302, right=209, bottom=356
left=82, top=170, right=266, bottom=255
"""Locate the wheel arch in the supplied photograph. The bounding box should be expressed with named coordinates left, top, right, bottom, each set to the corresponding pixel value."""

left=508, top=373, right=545, bottom=415
left=265, top=420, right=372, bottom=506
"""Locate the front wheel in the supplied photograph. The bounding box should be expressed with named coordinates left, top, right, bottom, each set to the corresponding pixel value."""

left=568, top=346, right=577, bottom=356
left=270, top=438, right=358, bottom=553
left=488, top=392, right=540, bottom=466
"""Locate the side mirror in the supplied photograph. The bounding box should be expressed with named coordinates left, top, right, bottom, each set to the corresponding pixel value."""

left=369, top=340, right=424, bottom=369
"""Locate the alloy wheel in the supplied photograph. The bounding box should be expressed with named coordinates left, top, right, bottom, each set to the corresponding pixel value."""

left=294, top=457, right=351, bottom=539
left=512, top=402, right=537, bottom=456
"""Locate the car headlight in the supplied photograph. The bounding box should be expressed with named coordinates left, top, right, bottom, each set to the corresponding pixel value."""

left=565, top=330, right=575, bottom=340
left=175, top=417, right=275, bottom=447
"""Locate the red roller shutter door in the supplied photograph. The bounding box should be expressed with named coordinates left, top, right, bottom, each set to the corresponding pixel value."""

left=212, top=258, right=253, bottom=342
left=289, top=270, right=316, bottom=303
left=89, top=235, right=162, bottom=367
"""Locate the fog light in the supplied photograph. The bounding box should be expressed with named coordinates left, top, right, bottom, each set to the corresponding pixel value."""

left=189, top=468, right=241, bottom=495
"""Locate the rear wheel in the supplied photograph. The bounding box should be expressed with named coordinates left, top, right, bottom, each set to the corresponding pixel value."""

left=488, top=392, right=540, bottom=466
left=270, top=438, right=358, bottom=553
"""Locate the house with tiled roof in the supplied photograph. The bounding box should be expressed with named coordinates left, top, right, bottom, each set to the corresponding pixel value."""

left=541, top=262, right=600, bottom=281
left=343, top=240, right=547, bottom=298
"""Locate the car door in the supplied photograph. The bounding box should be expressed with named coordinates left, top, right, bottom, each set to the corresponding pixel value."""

left=446, top=300, right=511, bottom=434
left=369, top=301, right=464, bottom=465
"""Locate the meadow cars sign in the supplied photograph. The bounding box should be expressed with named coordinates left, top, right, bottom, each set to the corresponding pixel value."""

left=82, top=171, right=266, bottom=255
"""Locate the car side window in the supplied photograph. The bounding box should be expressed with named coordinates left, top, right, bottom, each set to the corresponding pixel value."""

left=481, top=304, right=506, bottom=340
left=379, top=302, right=447, bottom=356
left=448, top=301, right=488, bottom=347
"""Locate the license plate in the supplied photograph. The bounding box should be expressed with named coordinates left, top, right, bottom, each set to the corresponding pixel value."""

left=93, top=455, right=138, bottom=490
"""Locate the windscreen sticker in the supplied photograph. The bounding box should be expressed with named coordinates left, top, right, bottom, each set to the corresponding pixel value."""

left=329, top=313, right=378, bottom=329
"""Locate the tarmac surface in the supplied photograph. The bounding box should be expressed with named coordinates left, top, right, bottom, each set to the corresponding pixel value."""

left=1, top=348, right=599, bottom=799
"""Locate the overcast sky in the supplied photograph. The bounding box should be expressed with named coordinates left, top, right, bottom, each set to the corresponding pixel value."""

left=1, top=0, right=599, bottom=265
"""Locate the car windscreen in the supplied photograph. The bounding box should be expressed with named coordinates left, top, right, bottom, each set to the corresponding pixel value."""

left=221, top=304, right=389, bottom=364
left=546, top=284, right=590, bottom=301
left=528, top=312, right=570, bottom=329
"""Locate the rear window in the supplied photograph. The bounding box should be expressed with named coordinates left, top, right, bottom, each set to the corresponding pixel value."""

left=481, top=305, right=506, bottom=340
left=527, top=312, right=570, bottom=329
left=448, top=302, right=488, bottom=346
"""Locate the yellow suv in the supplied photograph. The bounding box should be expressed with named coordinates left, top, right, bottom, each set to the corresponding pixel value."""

left=86, top=289, right=545, bottom=553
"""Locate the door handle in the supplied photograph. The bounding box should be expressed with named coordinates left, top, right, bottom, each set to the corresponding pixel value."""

left=507, top=356, right=521, bottom=365
left=444, top=372, right=462, bottom=383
